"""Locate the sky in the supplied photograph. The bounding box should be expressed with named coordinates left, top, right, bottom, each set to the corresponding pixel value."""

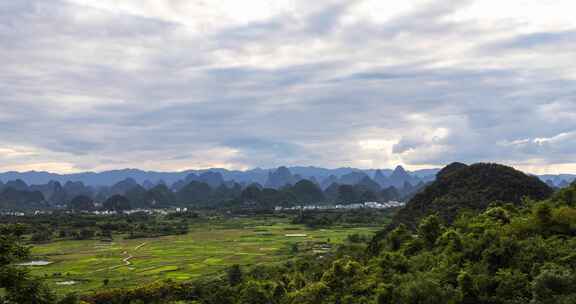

left=0, top=0, right=575, bottom=174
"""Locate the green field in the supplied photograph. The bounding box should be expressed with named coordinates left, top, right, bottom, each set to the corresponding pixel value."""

left=27, top=216, right=379, bottom=295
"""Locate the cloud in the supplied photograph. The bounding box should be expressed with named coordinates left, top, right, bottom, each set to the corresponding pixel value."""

left=0, top=0, right=575, bottom=173
left=493, top=30, right=576, bottom=49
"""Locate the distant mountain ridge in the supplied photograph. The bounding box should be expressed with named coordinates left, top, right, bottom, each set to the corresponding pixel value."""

left=0, top=165, right=433, bottom=210
left=1, top=163, right=573, bottom=211
left=0, top=166, right=438, bottom=187
left=0, top=166, right=573, bottom=189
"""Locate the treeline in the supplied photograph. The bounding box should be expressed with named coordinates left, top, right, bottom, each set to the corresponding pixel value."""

left=0, top=212, right=197, bottom=244
left=291, top=209, right=395, bottom=228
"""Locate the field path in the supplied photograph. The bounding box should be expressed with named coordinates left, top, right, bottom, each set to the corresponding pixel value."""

left=123, top=255, right=133, bottom=266
left=93, top=248, right=137, bottom=272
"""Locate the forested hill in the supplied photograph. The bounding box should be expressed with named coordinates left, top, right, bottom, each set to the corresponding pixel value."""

left=390, top=162, right=553, bottom=230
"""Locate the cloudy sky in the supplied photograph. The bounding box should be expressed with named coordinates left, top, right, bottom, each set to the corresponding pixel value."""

left=1, top=0, right=575, bottom=174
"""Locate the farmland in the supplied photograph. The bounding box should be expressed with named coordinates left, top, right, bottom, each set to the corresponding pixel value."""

left=26, top=215, right=381, bottom=295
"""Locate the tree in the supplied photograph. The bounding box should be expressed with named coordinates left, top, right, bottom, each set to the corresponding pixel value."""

left=418, top=214, right=443, bottom=247
left=31, top=230, right=53, bottom=243
left=76, top=229, right=95, bottom=240
left=386, top=224, right=411, bottom=251
left=437, top=229, right=463, bottom=252
left=398, top=275, right=455, bottom=304
left=58, top=293, right=79, bottom=304
left=227, top=264, right=243, bottom=286
left=485, top=207, right=511, bottom=224
left=290, top=243, right=299, bottom=254
left=321, top=258, right=365, bottom=293
left=531, top=264, right=576, bottom=304
left=239, top=281, right=272, bottom=304
left=0, top=225, right=56, bottom=304
left=375, top=283, right=395, bottom=304
left=379, top=252, right=409, bottom=278
left=457, top=271, right=477, bottom=304
left=289, top=282, right=329, bottom=304
left=494, top=268, right=529, bottom=302
left=534, top=202, right=553, bottom=227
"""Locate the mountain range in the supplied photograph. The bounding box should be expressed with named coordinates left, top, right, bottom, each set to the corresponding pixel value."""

left=0, top=166, right=573, bottom=189
left=0, top=166, right=439, bottom=187
left=1, top=165, right=574, bottom=210
left=0, top=165, right=433, bottom=210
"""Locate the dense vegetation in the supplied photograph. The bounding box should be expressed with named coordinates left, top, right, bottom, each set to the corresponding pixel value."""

left=79, top=179, right=576, bottom=304
left=0, top=225, right=60, bottom=303
left=292, top=209, right=393, bottom=228
left=0, top=211, right=198, bottom=245
left=391, top=163, right=553, bottom=230
left=4, top=162, right=576, bottom=303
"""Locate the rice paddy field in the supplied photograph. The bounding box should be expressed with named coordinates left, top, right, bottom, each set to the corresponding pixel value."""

left=27, top=216, right=380, bottom=295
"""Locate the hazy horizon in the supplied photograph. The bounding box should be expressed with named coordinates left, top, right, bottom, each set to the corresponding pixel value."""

left=0, top=162, right=574, bottom=177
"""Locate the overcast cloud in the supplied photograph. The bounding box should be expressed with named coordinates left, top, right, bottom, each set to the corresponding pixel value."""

left=0, top=0, right=575, bottom=174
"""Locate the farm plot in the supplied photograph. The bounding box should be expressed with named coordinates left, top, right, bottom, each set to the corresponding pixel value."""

left=28, top=217, right=378, bottom=295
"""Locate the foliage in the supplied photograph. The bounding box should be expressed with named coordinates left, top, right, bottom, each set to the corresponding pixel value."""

left=391, top=163, right=553, bottom=230
left=85, top=180, right=576, bottom=304
left=227, top=265, right=243, bottom=287
left=8, top=169, right=576, bottom=304
left=0, top=224, right=58, bottom=304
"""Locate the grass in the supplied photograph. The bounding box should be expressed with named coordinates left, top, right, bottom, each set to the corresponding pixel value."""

left=27, top=216, right=380, bottom=295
